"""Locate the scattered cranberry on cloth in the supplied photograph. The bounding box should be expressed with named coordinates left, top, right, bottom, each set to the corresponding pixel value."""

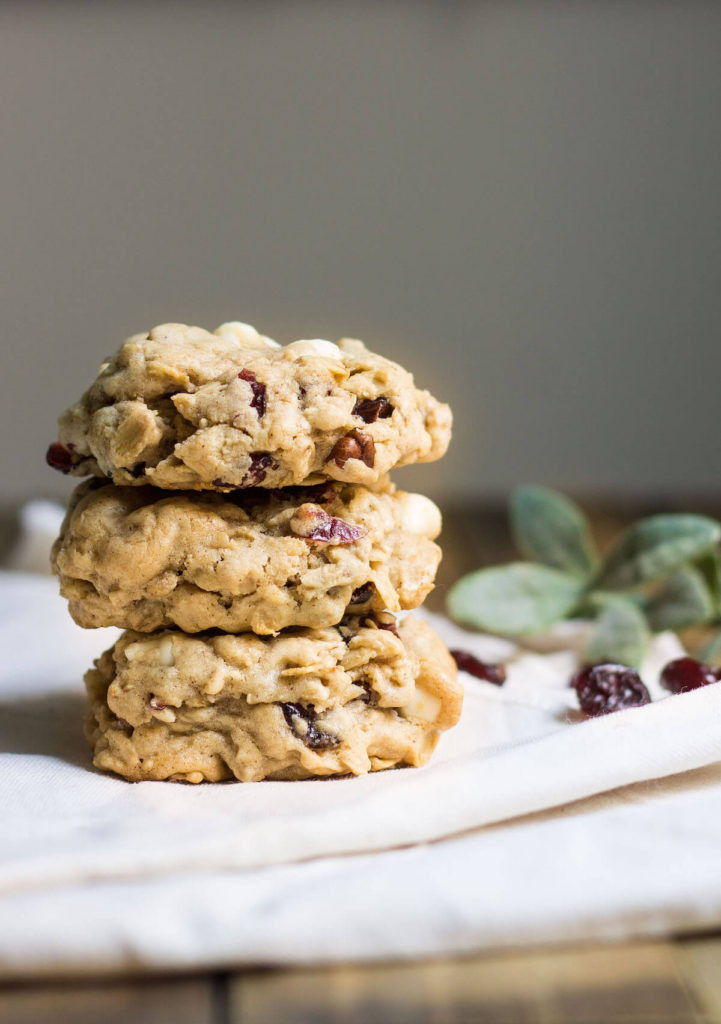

left=1, top=506, right=721, bottom=978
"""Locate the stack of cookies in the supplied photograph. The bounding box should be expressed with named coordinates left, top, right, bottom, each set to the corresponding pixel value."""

left=48, top=322, right=463, bottom=782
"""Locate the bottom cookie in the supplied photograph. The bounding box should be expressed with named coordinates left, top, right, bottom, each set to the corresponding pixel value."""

left=85, top=615, right=463, bottom=782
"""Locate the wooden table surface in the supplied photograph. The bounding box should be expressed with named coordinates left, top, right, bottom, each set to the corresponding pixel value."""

left=2, top=500, right=720, bottom=1024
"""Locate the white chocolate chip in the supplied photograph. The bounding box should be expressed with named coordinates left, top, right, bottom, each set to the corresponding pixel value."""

left=402, top=687, right=441, bottom=724
left=398, top=493, right=442, bottom=538
left=156, top=636, right=175, bottom=667
left=214, top=320, right=256, bottom=341
left=124, top=637, right=174, bottom=666
left=152, top=707, right=176, bottom=724
left=285, top=338, right=341, bottom=359
left=214, top=322, right=280, bottom=348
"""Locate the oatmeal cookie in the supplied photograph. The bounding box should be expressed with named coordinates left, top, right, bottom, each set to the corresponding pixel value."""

left=52, top=480, right=442, bottom=634
left=84, top=616, right=463, bottom=782
left=48, top=322, right=452, bottom=490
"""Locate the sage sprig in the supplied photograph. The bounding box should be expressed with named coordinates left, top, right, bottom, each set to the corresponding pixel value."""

left=446, top=485, right=721, bottom=667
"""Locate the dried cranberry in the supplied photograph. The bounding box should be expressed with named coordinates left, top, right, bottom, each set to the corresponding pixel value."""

left=330, top=429, right=375, bottom=469
left=349, top=582, right=375, bottom=605
left=213, top=453, right=277, bottom=489
left=357, top=680, right=376, bottom=705
left=451, top=650, right=506, bottom=685
left=364, top=613, right=400, bottom=637
left=659, top=657, right=720, bottom=694
left=148, top=697, right=166, bottom=711
left=352, top=397, right=394, bottom=423
left=242, top=452, right=276, bottom=487
left=571, top=664, right=651, bottom=717
left=46, top=442, right=76, bottom=474
left=238, top=369, right=266, bottom=418
left=305, top=483, right=337, bottom=504
left=281, top=703, right=339, bottom=750
left=308, top=514, right=364, bottom=543
left=289, top=504, right=366, bottom=544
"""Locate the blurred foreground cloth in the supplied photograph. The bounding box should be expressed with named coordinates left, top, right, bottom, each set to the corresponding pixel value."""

left=2, top=506, right=721, bottom=978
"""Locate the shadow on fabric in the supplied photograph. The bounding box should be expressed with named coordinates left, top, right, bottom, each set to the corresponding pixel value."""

left=0, top=692, right=88, bottom=769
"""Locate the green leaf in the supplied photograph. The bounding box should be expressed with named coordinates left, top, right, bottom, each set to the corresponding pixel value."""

left=509, top=484, right=597, bottom=577
left=693, top=549, right=721, bottom=615
left=644, top=567, right=716, bottom=632
left=593, top=515, right=721, bottom=591
left=446, top=562, right=585, bottom=636
left=584, top=597, right=650, bottom=668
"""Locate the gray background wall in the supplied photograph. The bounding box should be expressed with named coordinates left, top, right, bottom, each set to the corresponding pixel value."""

left=2, top=1, right=720, bottom=505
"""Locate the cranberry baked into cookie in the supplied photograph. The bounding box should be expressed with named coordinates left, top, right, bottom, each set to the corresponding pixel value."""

left=85, top=616, right=462, bottom=782
left=52, top=479, right=442, bottom=634
left=48, top=322, right=452, bottom=491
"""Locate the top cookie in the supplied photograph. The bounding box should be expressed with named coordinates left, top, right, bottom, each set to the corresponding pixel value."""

left=48, top=322, right=452, bottom=491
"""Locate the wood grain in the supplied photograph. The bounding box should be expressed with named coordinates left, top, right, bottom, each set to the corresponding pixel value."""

left=0, top=976, right=217, bottom=1024
left=673, top=937, right=721, bottom=1021
left=5, top=940, right=721, bottom=1024
left=229, top=942, right=704, bottom=1024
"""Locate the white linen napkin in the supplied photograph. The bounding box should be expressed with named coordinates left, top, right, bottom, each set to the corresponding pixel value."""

left=2, top=507, right=721, bottom=977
